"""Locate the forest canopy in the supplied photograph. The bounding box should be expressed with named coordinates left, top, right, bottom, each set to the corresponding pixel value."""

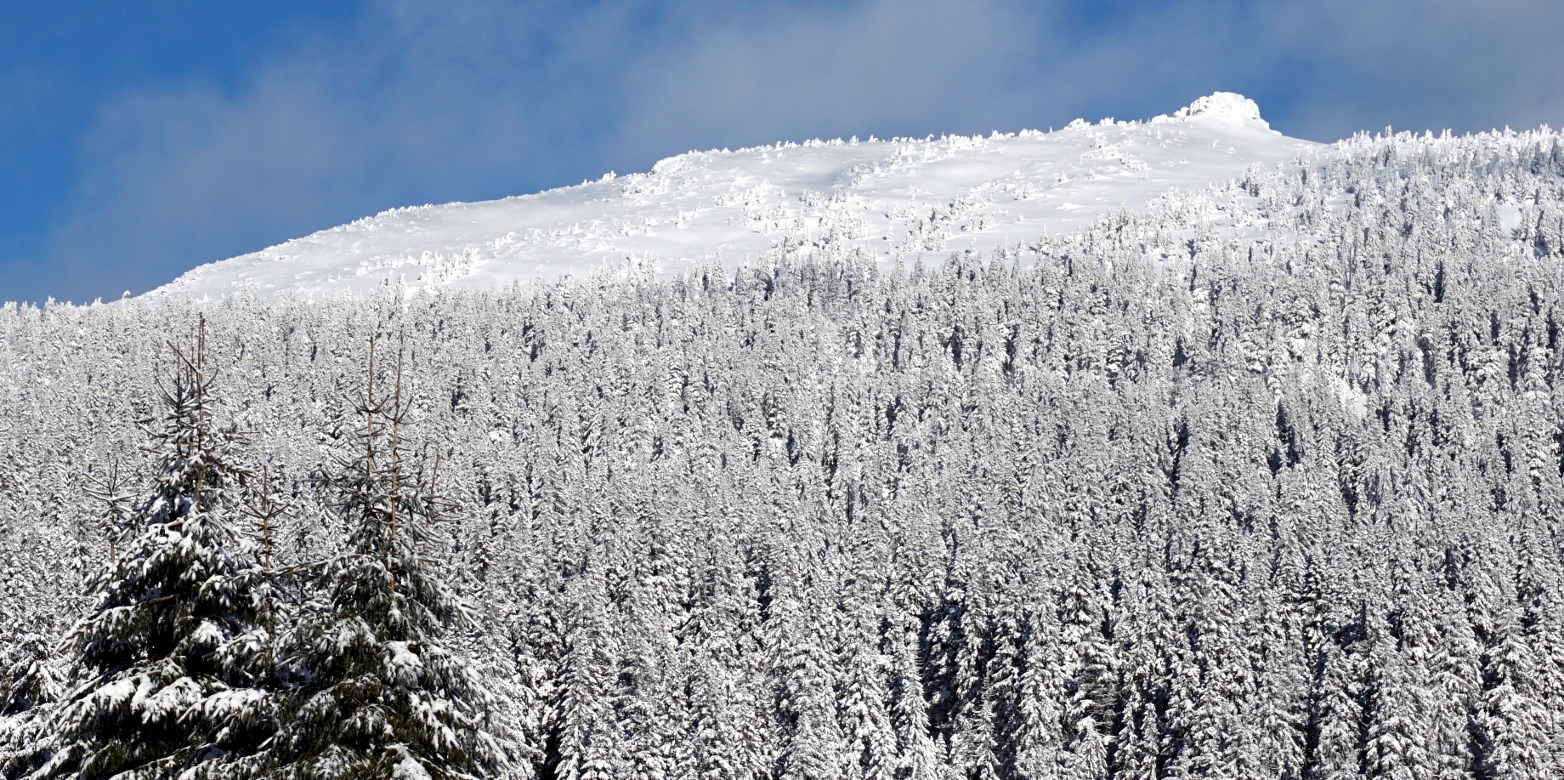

left=3, top=126, right=1564, bottom=778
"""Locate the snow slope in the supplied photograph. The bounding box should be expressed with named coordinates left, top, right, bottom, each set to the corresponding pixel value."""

left=149, top=92, right=1319, bottom=300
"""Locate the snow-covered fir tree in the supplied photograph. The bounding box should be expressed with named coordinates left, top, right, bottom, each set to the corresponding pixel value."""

left=4, top=321, right=275, bottom=779
left=240, top=338, right=516, bottom=779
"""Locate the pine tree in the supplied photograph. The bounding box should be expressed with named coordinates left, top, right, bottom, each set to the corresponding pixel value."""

left=835, top=606, right=897, bottom=780
left=21, top=321, right=276, bottom=779
left=887, top=624, right=943, bottom=780
left=543, top=569, right=625, bottom=780
left=247, top=337, right=515, bottom=779
left=683, top=653, right=759, bottom=780
left=0, top=634, right=66, bottom=778
left=769, top=585, right=851, bottom=780
left=994, top=608, right=1066, bottom=780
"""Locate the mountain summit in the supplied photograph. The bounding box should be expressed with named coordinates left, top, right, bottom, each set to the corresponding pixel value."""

left=1156, top=91, right=1270, bottom=129
left=150, top=93, right=1316, bottom=301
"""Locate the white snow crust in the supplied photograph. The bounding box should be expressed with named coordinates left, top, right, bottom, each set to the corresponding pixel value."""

left=1154, top=91, right=1269, bottom=129
left=147, top=93, right=1317, bottom=301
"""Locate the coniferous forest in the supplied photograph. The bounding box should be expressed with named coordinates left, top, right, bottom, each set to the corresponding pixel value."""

left=4, top=127, right=1564, bottom=778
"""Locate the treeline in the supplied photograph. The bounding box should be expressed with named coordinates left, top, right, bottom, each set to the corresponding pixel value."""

left=1, top=126, right=1563, bottom=778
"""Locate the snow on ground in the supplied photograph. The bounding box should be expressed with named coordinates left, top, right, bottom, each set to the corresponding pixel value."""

left=148, top=93, right=1319, bottom=301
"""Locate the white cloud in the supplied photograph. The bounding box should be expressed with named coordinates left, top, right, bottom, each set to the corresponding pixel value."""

left=612, top=0, right=1060, bottom=153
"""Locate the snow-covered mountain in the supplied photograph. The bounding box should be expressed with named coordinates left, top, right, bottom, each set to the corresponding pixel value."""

left=149, top=92, right=1318, bottom=300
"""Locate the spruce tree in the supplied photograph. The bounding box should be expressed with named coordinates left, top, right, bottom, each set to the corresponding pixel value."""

left=248, top=337, right=514, bottom=779
left=21, top=321, right=275, bottom=779
left=0, top=634, right=66, bottom=778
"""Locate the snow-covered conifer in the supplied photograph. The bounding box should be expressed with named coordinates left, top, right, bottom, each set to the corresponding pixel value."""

left=246, top=338, right=515, bottom=779
left=18, top=320, right=275, bottom=779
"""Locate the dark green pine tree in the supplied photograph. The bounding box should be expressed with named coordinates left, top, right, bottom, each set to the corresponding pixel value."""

left=0, top=634, right=67, bottom=777
left=247, top=338, right=515, bottom=779
left=19, top=323, right=276, bottom=779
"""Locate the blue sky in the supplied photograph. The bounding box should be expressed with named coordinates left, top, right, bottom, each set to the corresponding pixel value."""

left=4, top=0, right=1562, bottom=304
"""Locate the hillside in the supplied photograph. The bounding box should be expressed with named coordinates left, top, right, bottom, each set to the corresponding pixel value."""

left=4, top=106, right=1564, bottom=778
left=148, top=92, right=1317, bottom=300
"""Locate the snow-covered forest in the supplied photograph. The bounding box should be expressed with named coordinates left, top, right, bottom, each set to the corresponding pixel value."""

left=4, top=124, right=1564, bottom=778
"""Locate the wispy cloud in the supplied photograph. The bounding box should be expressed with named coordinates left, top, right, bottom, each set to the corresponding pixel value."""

left=612, top=0, right=1057, bottom=153
left=1258, top=0, right=1564, bottom=138
left=40, top=0, right=640, bottom=300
